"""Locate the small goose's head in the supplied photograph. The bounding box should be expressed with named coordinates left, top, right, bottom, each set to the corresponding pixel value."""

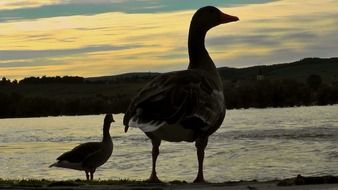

left=190, top=6, right=239, bottom=32
left=104, top=113, right=115, bottom=124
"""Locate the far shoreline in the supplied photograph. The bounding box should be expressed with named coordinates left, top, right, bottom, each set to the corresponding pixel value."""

left=0, top=104, right=337, bottom=120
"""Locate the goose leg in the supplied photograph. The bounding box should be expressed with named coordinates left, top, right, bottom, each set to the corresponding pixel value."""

left=90, top=169, right=95, bottom=180
left=85, top=171, right=89, bottom=180
left=193, top=137, right=208, bottom=183
left=146, top=137, right=162, bottom=183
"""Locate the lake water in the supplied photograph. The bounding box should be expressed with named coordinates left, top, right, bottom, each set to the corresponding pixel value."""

left=0, top=105, right=338, bottom=182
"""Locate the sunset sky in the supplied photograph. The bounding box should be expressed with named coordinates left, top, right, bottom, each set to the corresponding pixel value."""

left=1, top=0, right=338, bottom=80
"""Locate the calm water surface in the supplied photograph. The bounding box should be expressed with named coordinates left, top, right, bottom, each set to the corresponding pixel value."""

left=0, top=105, right=338, bottom=182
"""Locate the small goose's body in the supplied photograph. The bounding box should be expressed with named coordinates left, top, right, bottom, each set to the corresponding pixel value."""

left=50, top=114, right=114, bottom=180
left=124, top=6, right=239, bottom=183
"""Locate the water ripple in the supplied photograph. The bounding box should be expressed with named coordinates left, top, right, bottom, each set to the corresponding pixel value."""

left=1, top=106, right=338, bottom=182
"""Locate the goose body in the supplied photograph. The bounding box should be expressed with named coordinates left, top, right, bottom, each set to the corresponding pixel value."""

left=126, top=69, right=225, bottom=142
left=123, top=6, right=239, bottom=183
left=50, top=114, right=114, bottom=180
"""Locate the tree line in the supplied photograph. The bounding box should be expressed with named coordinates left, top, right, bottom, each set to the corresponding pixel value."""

left=0, top=74, right=338, bottom=118
left=0, top=90, right=131, bottom=118
left=1, top=76, right=87, bottom=85
left=0, top=74, right=158, bottom=85
left=224, top=75, right=338, bottom=109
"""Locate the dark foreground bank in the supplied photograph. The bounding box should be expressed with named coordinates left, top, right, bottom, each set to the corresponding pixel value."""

left=1, top=175, right=338, bottom=190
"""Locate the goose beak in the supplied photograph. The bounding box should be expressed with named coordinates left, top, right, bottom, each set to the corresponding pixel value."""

left=124, top=126, right=129, bottom=133
left=220, top=13, right=239, bottom=23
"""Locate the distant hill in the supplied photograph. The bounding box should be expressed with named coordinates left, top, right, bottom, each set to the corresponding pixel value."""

left=85, top=57, right=338, bottom=83
left=218, top=57, right=338, bottom=82
left=86, top=72, right=160, bottom=82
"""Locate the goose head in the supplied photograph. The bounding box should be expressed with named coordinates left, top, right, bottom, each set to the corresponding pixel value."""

left=190, top=6, right=239, bottom=32
left=104, top=113, right=115, bottom=124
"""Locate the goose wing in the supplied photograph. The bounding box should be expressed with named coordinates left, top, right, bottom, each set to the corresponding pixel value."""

left=124, top=70, right=224, bottom=132
left=57, top=142, right=103, bottom=163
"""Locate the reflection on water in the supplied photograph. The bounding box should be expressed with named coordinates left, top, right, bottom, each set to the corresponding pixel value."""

left=0, top=105, right=338, bottom=182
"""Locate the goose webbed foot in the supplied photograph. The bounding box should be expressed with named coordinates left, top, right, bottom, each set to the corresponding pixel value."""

left=193, top=176, right=208, bottom=183
left=145, top=173, right=163, bottom=183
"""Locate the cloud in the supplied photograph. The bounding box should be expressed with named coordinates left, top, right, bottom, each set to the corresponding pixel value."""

left=207, top=34, right=281, bottom=48
left=1, top=0, right=338, bottom=80
left=0, top=0, right=278, bottom=22
left=0, top=59, right=60, bottom=68
left=0, top=0, right=62, bottom=10
left=212, top=26, right=338, bottom=68
left=0, top=45, right=141, bottom=60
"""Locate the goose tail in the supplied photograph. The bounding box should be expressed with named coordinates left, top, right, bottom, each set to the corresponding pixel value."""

left=49, top=162, right=57, bottom=168
left=128, top=117, right=166, bottom=132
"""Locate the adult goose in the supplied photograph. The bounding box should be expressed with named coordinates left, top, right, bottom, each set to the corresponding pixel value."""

left=123, top=6, right=239, bottom=183
left=50, top=114, right=114, bottom=180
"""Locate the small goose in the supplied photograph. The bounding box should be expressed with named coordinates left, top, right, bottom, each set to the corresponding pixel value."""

left=123, top=6, right=239, bottom=183
left=50, top=114, right=114, bottom=180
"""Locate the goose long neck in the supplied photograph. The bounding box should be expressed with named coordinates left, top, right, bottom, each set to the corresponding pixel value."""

left=187, top=26, right=216, bottom=73
left=188, top=27, right=207, bottom=65
left=102, top=122, right=112, bottom=143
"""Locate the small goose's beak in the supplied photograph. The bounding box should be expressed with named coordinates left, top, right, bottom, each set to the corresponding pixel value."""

left=124, top=126, right=129, bottom=133
left=220, top=13, right=239, bottom=23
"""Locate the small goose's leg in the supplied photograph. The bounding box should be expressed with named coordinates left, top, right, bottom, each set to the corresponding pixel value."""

left=85, top=171, right=89, bottom=180
left=146, top=138, right=162, bottom=183
left=193, top=137, right=208, bottom=183
left=90, top=169, right=95, bottom=180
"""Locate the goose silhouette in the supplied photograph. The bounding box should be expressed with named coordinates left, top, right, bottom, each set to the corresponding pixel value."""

left=124, top=6, right=239, bottom=183
left=50, top=114, right=114, bottom=180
